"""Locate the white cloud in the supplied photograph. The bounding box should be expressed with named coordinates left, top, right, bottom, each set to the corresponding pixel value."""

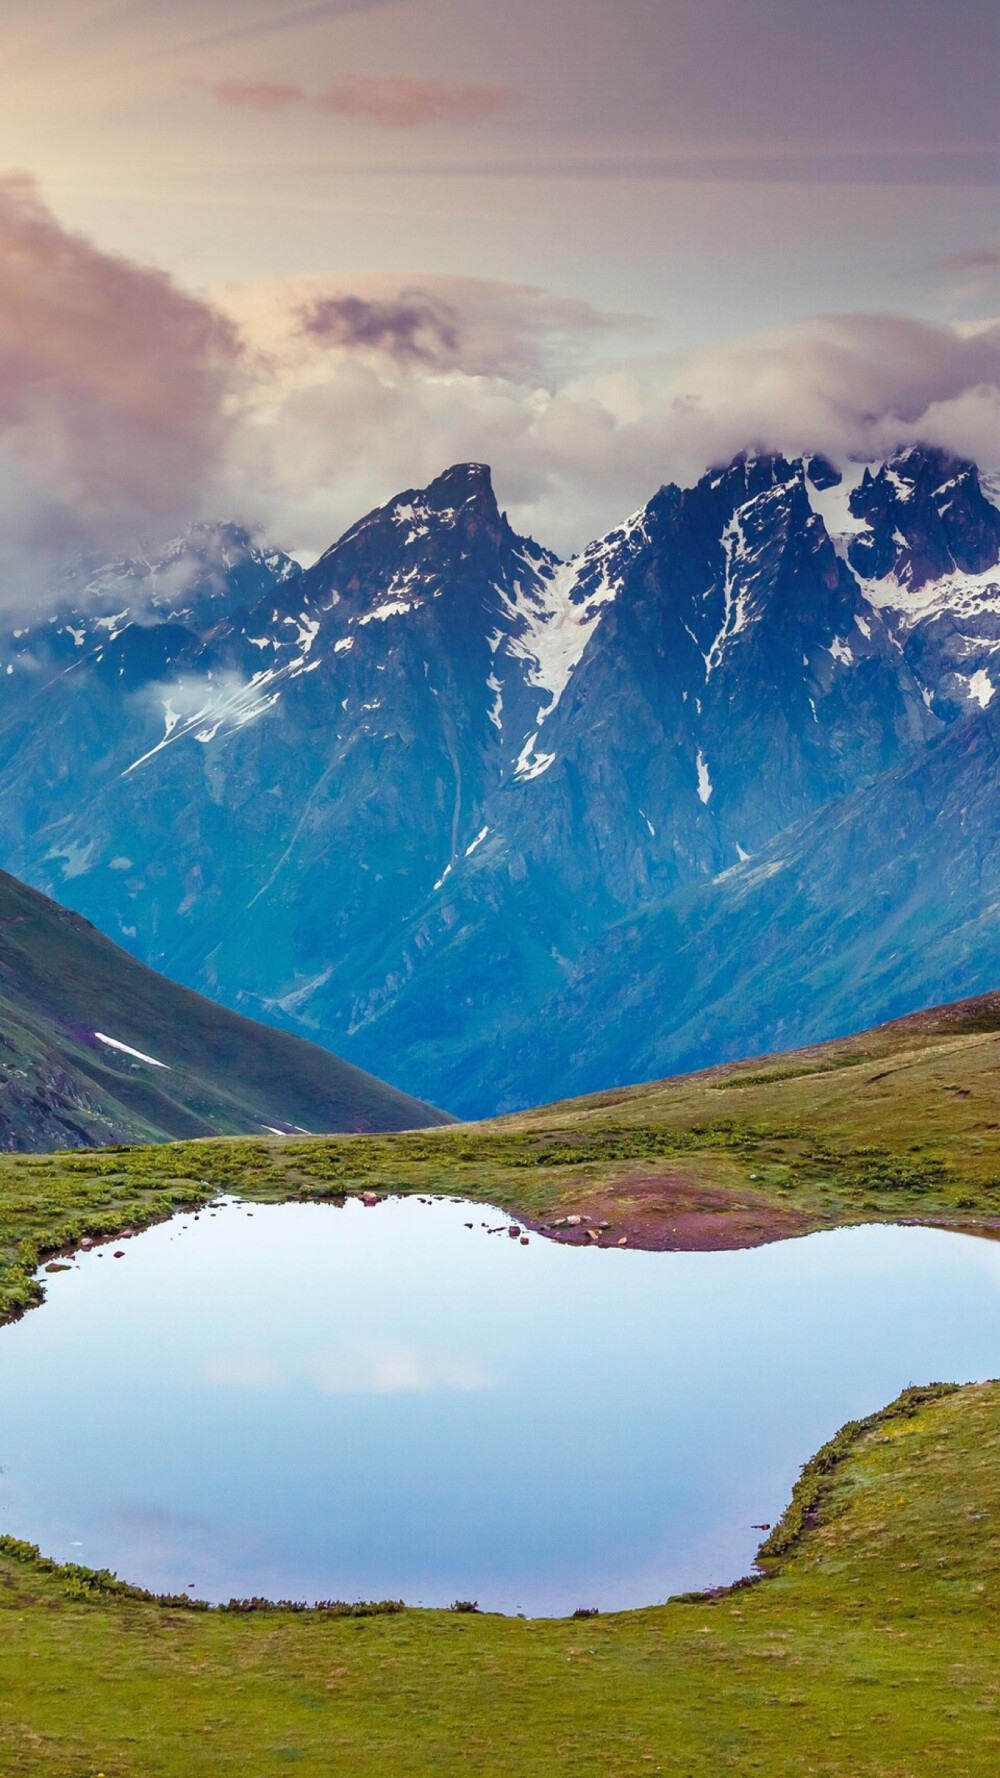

left=7, top=180, right=1000, bottom=581
left=310, top=1341, right=490, bottom=1394
left=0, top=174, right=242, bottom=595
left=222, top=289, right=1000, bottom=556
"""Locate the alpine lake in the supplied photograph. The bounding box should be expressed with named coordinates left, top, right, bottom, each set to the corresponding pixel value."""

left=2, top=1195, right=999, bottom=1616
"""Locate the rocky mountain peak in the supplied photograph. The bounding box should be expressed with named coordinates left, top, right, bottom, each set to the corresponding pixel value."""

left=847, top=445, right=1000, bottom=592
left=423, top=460, right=499, bottom=515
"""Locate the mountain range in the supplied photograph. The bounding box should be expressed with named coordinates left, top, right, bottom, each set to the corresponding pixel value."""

left=3, top=443, right=1000, bottom=1117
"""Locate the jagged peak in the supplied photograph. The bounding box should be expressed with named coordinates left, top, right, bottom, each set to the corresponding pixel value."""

left=701, top=449, right=799, bottom=494
left=323, top=461, right=504, bottom=562
left=424, top=461, right=497, bottom=509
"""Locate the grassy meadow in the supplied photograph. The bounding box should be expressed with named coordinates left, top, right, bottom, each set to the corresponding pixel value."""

left=3, top=991, right=1000, bottom=1771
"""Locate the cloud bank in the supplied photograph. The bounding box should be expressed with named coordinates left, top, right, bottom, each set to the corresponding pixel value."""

left=222, top=279, right=1000, bottom=556
left=6, top=181, right=1000, bottom=589
left=0, top=174, right=240, bottom=591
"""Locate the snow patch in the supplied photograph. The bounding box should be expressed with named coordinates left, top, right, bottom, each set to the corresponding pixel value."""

left=500, top=509, right=649, bottom=727
left=966, top=668, right=995, bottom=708
left=356, top=599, right=418, bottom=625
left=696, top=749, right=713, bottom=804
left=94, top=1031, right=169, bottom=1069
left=860, top=560, right=1000, bottom=626
left=705, top=513, right=753, bottom=675
left=514, top=732, right=556, bottom=782
left=803, top=460, right=871, bottom=558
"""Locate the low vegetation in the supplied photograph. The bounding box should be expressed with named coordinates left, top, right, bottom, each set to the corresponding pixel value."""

left=6, top=987, right=1000, bottom=1318
left=3, top=1380, right=1000, bottom=1773
left=3, top=991, right=1000, bottom=1770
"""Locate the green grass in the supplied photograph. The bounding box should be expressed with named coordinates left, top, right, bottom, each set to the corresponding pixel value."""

left=7, top=988, right=1000, bottom=1321
left=3, top=1380, right=1000, bottom=1775
left=4, top=991, right=1000, bottom=1771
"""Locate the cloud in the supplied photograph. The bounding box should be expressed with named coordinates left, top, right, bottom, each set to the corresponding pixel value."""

left=314, top=74, right=509, bottom=129
left=221, top=291, right=1000, bottom=557
left=300, top=292, right=461, bottom=363
left=7, top=186, right=1000, bottom=592
left=222, top=270, right=637, bottom=383
left=211, top=79, right=304, bottom=112
left=0, top=173, right=241, bottom=596
left=204, top=1343, right=490, bottom=1393
left=211, top=72, right=510, bottom=128
left=311, top=1342, right=490, bottom=1394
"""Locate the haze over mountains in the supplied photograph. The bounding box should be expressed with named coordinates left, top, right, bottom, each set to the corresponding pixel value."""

left=4, top=442, right=1000, bottom=1117
left=0, top=869, right=447, bottom=1151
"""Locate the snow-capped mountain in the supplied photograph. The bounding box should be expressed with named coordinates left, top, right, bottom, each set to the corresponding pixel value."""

left=806, top=446, right=1000, bottom=720
left=1, top=444, right=999, bottom=1114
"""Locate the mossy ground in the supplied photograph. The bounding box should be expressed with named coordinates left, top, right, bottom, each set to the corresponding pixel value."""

left=4, top=1004, right=1000, bottom=1771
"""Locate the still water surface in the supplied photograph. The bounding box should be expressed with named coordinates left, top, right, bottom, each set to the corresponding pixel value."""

left=2, top=1198, right=1000, bottom=1614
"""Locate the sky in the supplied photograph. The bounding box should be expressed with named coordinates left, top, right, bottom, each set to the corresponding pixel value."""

left=3, top=0, right=1000, bottom=568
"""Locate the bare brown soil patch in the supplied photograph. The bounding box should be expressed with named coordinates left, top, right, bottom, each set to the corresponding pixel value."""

left=532, top=1171, right=815, bottom=1252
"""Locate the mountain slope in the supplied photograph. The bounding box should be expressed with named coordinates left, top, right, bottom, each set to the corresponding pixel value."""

left=302, top=453, right=941, bottom=1108
left=454, top=695, right=1000, bottom=1109
left=0, top=870, right=448, bottom=1151
left=0, top=446, right=998, bottom=1115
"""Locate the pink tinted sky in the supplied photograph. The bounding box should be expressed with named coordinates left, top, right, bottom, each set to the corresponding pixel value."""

left=3, top=0, right=1000, bottom=564
left=4, top=0, right=1000, bottom=338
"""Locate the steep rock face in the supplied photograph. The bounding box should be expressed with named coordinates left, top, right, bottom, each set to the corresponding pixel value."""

left=0, top=444, right=997, bottom=1117
left=0, top=524, right=298, bottom=865
left=491, top=453, right=933, bottom=895
left=474, top=696, right=1000, bottom=1111
left=0, top=467, right=566, bottom=1020
left=807, top=449, right=1000, bottom=722
left=306, top=456, right=938, bottom=1109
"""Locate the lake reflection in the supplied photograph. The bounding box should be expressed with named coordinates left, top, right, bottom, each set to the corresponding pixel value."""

left=1, top=1198, right=999, bottom=1615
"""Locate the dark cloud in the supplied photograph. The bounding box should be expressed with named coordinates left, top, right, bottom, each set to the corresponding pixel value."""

left=0, top=174, right=241, bottom=591
left=280, top=274, right=637, bottom=381
left=212, top=72, right=510, bottom=128
left=300, top=292, right=461, bottom=363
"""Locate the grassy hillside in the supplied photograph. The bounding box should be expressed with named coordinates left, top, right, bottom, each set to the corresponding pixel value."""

left=5, top=980, right=1000, bottom=1317
left=0, top=868, right=447, bottom=1151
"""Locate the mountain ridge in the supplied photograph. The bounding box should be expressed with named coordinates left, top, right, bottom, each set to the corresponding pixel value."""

left=1, top=443, right=1000, bottom=1114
